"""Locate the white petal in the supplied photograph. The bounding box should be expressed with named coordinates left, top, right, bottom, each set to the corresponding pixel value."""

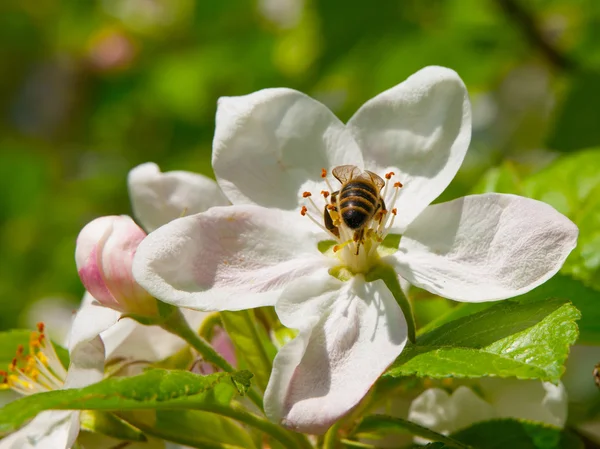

left=265, top=274, right=408, bottom=434
left=408, top=387, right=494, bottom=437
left=68, top=293, right=121, bottom=353
left=348, top=66, right=471, bottom=230
left=0, top=411, right=79, bottom=449
left=64, top=335, right=105, bottom=389
left=393, top=193, right=578, bottom=302
left=128, top=162, right=229, bottom=233
left=213, top=88, right=363, bottom=210
left=133, top=205, right=331, bottom=311
left=480, top=378, right=567, bottom=427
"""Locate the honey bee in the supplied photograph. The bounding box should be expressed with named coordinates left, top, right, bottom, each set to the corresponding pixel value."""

left=324, top=165, right=385, bottom=251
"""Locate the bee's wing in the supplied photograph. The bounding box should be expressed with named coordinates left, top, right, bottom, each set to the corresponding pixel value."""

left=332, top=165, right=361, bottom=184
left=365, top=170, right=385, bottom=191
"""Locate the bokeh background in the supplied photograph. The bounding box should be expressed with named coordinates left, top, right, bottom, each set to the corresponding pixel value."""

left=1, top=0, right=600, bottom=333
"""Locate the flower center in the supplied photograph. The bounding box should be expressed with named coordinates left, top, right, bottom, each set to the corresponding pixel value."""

left=0, top=323, right=67, bottom=395
left=301, top=166, right=403, bottom=274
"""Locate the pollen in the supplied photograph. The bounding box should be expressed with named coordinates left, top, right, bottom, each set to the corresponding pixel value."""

left=302, top=166, right=404, bottom=273
left=1, top=323, right=67, bottom=395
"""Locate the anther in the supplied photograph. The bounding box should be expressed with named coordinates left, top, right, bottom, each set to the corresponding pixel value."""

left=321, top=168, right=327, bottom=178
left=321, top=190, right=330, bottom=198
left=385, top=172, right=395, bottom=179
left=326, top=204, right=336, bottom=210
left=16, top=345, right=24, bottom=356
left=37, top=322, right=44, bottom=333
left=394, top=182, right=403, bottom=188
left=391, top=208, right=397, bottom=215
left=300, top=206, right=308, bottom=216
left=302, top=191, right=312, bottom=198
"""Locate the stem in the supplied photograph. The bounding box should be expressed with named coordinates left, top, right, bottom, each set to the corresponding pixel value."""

left=323, top=421, right=341, bottom=449
left=216, top=402, right=309, bottom=449
left=160, top=309, right=264, bottom=411
left=118, top=411, right=249, bottom=449
left=495, top=0, right=576, bottom=71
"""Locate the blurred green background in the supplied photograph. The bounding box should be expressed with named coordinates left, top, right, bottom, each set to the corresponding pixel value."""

left=1, top=0, right=600, bottom=333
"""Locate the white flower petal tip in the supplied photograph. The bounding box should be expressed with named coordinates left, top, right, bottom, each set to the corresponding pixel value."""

left=213, top=88, right=363, bottom=210
left=408, top=387, right=494, bottom=437
left=264, top=276, right=408, bottom=434
left=128, top=162, right=229, bottom=233
left=348, top=66, right=472, bottom=230
left=132, top=205, right=329, bottom=312
left=64, top=335, right=105, bottom=389
left=67, top=292, right=122, bottom=354
left=394, top=193, right=578, bottom=302
left=75, top=215, right=158, bottom=316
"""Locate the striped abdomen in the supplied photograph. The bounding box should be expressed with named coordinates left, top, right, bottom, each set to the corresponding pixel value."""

left=339, top=181, right=380, bottom=229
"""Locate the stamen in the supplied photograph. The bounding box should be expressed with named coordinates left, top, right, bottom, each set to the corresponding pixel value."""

left=304, top=211, right=339, bottom=240
left=1, top=323, right=67, bottom=395
left=306, top=196, right=323, bottom=216
left=381, top=208, right=398, bottom=239
left=333, top=239, right=353, bottom=253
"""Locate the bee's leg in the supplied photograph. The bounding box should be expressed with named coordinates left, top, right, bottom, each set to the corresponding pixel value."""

left=378, top=198, right=387, bottom=224
left=353, top=228, right=365, bottom=255
left=324, top=205, right=340, bottom=238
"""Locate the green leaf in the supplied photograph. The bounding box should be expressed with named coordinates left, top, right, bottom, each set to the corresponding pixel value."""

left=451, top=419, right=583, bottom=449
left=352, top=414, right=470, bottom=449
left=421, top=274, right=600, bottom=344
left=0, top=369, right=251, bottom=435
left=420, top=274, right=600, bottom=344
left=119, top=409, right=257, bottom=449
left=386, top=298, right=579, bottom=381
left=79, top=410, right=147, bottom=442
left=220, top=310, right=276, bottom=391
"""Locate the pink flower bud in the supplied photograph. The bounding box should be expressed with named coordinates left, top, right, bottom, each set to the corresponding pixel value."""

left=76, top=215, right=158, bottom=316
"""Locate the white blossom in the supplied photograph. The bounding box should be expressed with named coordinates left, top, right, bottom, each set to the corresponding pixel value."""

left=408, top=379, right=567, bottom=443
left=133, top=66, right=578, bottom=433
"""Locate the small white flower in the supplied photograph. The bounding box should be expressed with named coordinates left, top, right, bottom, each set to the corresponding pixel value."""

left=0, top=324, right=105, bottom=449
left=133, top=66, right=578, bottom=433
left=74, top=162, right=229, bottom=349
left=408, top=379, right=568, bottom=442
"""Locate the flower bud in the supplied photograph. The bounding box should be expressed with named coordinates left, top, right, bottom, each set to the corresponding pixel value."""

left=76, top=215, right=158, bottom=316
